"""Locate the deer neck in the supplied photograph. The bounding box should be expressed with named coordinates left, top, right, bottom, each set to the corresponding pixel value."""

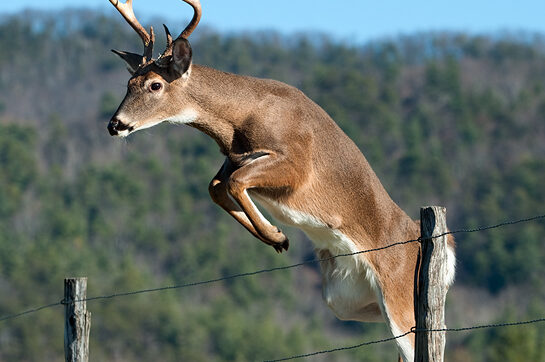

left=184, top=65, right=259, bottom=155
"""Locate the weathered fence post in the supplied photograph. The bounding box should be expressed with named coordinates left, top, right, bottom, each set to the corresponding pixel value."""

left=415, top=206, right=448, bottom=362
left=64, top=277, right=91, bottom=362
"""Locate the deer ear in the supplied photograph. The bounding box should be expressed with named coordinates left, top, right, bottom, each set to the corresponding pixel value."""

left=171, top=38, right=192, bottom=76
left=112, top=49, right=143, bottom=75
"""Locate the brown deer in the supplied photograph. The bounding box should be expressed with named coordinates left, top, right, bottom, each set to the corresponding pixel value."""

left=106, top=1, right=455, bottom=360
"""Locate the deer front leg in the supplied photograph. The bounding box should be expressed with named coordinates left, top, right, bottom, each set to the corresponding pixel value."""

left=209, top=159, right=276, bottom=246
left=209, top=157, right=287, bottom=252
left=226, top=152, right=301, bottom=252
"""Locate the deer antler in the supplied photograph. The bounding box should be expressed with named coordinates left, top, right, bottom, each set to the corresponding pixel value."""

left=109, top=0, right=155, bottom=64
left=177, top=0, right=202, bottom=40
left=156, top=0, right=201, bottom=67
left=110, top=0, right=201, bottom=70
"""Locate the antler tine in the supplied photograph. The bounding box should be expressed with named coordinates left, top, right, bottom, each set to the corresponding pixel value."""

left=145, top=26, right=155, bottom=61
left=178, top=0, right=202, bottom=40
left=163, top=24, right=173, bottom=48
left=109, top=0, right=154, bottom=61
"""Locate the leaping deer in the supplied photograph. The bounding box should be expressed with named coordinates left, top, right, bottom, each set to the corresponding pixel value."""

left=106, top=1, right=455, bottom=360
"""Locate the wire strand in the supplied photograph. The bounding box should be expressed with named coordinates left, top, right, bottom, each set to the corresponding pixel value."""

left=443, top=213, right=545, bottom=237
left=264, top=330, right=414, bottom=362
left=413, top=317, right=545, bottom=333
left=268, top=317, right=545, bottom=361
left=0, top=302, right=62, bottom=323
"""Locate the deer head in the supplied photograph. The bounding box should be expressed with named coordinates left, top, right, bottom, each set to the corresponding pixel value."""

left=107, top=0, right=201, bottom=137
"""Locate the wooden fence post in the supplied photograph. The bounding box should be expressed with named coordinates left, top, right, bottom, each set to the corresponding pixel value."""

left=415, top=206, right=448, bottom=362
left=64, top=277, right=91, bottom=362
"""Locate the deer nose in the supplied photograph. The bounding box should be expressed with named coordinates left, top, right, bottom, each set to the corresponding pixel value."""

left=108, top=117, right=120, bottom=136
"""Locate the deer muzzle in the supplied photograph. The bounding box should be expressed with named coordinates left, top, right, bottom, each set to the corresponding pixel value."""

left=108, top=116, right=132, bottom=136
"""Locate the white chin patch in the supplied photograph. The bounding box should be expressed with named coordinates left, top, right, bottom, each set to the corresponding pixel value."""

left=116, top=129, right=130, bottom=138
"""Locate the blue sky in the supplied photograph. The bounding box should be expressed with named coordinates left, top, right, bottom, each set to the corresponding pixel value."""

left=3, top=0, right=545, bottom=43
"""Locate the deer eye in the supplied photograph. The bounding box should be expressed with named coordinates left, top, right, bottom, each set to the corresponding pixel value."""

left=150, top=82, right=162, bottom=91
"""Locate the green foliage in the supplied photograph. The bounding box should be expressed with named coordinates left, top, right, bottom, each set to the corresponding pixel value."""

left=456, top=158, right=545, bottom=291
left=466, top=307, right=545, bottom=362
left=0, top=10, right=545, bottom=361
left=0, top=124, right=37, bottom=217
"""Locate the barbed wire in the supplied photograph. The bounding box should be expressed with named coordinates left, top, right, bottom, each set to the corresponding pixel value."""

left=264, top=330, right=414, bottom=362
left=0, top=301, right=62, bottom=323
left=442, top=213, right=545, bottom=238
left=1, top=212, right=544, bottom=324
left=266, top=317, right=545, bottom=361
left=413, top=316, right=545, bottom=333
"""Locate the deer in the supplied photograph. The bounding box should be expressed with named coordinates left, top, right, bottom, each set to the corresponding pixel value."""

left=106, top=1, right=456, bottom=360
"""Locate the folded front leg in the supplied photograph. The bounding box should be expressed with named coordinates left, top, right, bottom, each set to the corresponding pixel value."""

left=209, top=157, right=288, bottom=252
left=227, top=151, right=304, bottom=252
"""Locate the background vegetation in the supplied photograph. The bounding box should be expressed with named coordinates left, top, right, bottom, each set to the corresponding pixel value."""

left=0, top=10, right=544, bottom=361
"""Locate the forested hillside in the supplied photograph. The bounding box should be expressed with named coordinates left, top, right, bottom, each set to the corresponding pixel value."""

left=0, top=10, right=544, bottom=361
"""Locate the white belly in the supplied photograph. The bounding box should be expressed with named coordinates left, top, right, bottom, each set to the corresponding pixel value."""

left=250, top=193, right=383, bottom=322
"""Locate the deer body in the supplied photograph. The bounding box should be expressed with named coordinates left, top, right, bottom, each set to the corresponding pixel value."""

left=106, top=2, right=455, bottom=361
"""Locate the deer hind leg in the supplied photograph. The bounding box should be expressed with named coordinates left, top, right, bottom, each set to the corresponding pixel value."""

left=319, top=247, right=415, bottom=361
left=378, top=286, right=416, bottom=362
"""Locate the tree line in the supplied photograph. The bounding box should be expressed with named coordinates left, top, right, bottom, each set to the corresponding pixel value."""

left=0, top=10, right=544, bottom=361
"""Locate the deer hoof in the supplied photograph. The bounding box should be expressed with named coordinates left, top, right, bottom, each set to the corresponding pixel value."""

left=272, top=238, right=289, bottom=253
